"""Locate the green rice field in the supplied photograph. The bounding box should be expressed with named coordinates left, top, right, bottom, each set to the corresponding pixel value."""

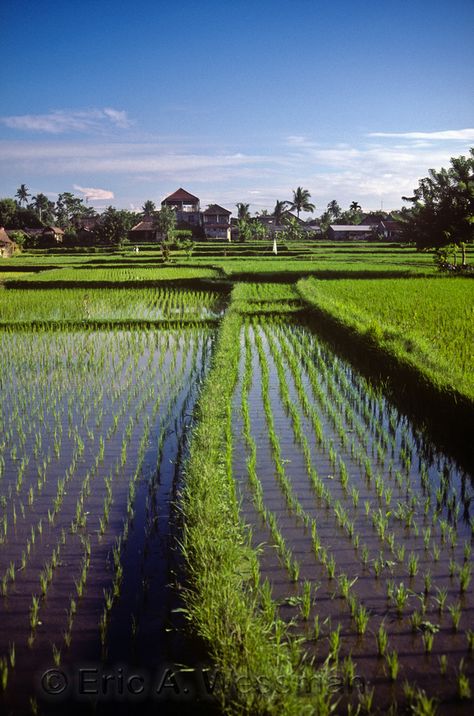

left=0, top=246, right=472, bottom=715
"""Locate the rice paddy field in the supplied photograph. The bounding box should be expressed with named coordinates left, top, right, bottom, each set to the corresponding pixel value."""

left=0, top=246, right=472, bottom=715
left=232, top=317, right=474, bottom=713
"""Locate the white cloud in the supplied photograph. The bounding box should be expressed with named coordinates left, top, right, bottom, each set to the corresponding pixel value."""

left=73, top=184, right=114, bottom=201
left=368, top=128, right=474, bottom=141
left=0, top=126, right=472, bottom=212
left=0, top=108, right=133, bottom=134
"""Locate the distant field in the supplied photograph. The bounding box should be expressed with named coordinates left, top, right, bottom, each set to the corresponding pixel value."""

left=298, top=276, right=474, bottom=401
left=12, top=266, right=220, bottom=283
left=1, top=242, right=458, bottom=280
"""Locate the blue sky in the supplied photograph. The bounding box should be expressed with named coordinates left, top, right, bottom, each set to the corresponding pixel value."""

left=1, top=0, right=473, bottom=216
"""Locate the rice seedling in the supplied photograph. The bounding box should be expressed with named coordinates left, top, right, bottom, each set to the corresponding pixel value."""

left=0, top=657, right=8, bottom=692
left=393, top=582, right=410, bottom=616
left=376, top=623, right=389, bottom=657
left=386, top=650, right=399, bottom=681
left=439, top=655, right=448, bottom=676
left=328, top=624, right=342, bottom=661
left=354, top=604, right=370, bottom=635
left=422, top=631, right=435, bottom=654
left=300, top=580, right=313, bottom=621
left=433, top=587, right=447, bottom=613
left=408, top=551, right=419, bottom=578
left=448, top=602, right=462, bottom=631
left=457, top=660, right=471, bottom=700
left=51, top=643, right=61, bottom=667
left=459, top=563, right=471, bottom=593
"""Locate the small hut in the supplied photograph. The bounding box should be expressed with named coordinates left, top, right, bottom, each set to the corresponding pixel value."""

left=0, top=227, right=18, bottom=258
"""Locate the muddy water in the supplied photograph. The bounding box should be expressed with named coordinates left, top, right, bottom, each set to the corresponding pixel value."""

left=0, top=327, right=218, bottom=716
left=233, top=319, right=473, bottom=714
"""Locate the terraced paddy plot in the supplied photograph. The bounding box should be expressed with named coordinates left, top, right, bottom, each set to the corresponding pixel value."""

left=0, top=324, right=215, bottom=714
left=17, top=266, right=220, bottom=283
left=0, top=287, right=224, bottom=323
left=232, top=318, right=474, bottom=713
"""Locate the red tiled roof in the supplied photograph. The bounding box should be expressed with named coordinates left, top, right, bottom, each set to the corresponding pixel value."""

left=130, top=220, right=155, bottom=231
left=203, top=204, right=231, bottom=215
left=162, top=188, right=200, bottom=203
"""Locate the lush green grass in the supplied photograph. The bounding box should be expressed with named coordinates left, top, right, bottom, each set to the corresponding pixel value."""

left=297, top=276, right=474, bottom=401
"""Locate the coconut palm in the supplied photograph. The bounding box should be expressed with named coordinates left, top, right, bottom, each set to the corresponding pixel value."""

left=15, top=184, right=30, bottom=206
left=350, top=201, right=362, bottom=213
left=273, top=199, right=290, bottom=226
left=290, top=187, right=315, bottom=218
left=142, top=200, right=156, bottom=217
left=327, top=199, right=342, bottom=220
left=236, top=202, right=251, bottom=220
left=31, top=193, right=55, bottom=224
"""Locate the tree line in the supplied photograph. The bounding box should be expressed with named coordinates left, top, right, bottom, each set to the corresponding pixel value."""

left=1, top=150, right=472, bottom=261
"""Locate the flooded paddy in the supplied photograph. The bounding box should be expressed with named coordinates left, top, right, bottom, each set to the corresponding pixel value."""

left=232, top=318, right=473, bottom=714
left=0, top=324, right=216, bottom=715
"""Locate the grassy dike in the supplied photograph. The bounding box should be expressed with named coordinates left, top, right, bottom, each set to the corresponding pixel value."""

left=297, top=277, right=474, bottom=464
left=180, top=309, right=333, bottom=715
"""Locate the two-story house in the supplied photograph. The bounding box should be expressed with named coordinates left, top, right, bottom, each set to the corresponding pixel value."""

left=202, top=204, right=232, bottom=240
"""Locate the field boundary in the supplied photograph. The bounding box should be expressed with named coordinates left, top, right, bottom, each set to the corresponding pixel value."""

left=297, top=280, right=474, bottom=468
left=180, top=311, right=326, bottom=715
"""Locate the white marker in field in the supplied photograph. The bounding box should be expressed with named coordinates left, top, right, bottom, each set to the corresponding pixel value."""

left=272, top=237, right=278, bottom=255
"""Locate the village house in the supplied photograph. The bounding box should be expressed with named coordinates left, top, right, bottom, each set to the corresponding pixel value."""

left=161, top=188, right=202, bottom=230
left=160, top=188, right=232, bottom=239
left=128, top=218, right=156, bottom=243
left=202, top=204, right=232, bottom=240
left=0, top=227, right=19, bottom=257
left=328, top=224, right=375, bottom=241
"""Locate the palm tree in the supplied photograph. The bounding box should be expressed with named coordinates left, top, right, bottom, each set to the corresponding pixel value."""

left=236, top=202, right=251, bottom=220
left=327, top=199, right=341, bottom=220
left=142, top=200, right=156, bottom=217
left=15, top=184, right=30, bottom=206
left=273, top=199, right=290, bottom=226
left=31, top=193, right=55, bottom=224
left=349, top=201, right=362, bottom=213
left=290, top=187, right=315, bottom=219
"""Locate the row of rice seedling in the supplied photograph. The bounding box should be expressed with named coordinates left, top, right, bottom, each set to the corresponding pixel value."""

left=0, top=313, right=215, bottom=713
left=0, top=287, right=224, bottom=322
left=231, top=316, right=473, bottom=713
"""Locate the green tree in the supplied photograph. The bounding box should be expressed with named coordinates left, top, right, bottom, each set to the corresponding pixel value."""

left=290, top=187, right=315, bottom=218
left=29, top=193, right=56, bottom=224
left=94, top=207, right=135, bottom=245
left=0, top=198, right=18, bottom=227
left=281, top=216, right=305, bottom=241
left=15, top=184, right=30, bottom=206
left=236, top=218, right=252, bottom=242
left=236, top=202, right=251, bottom=220
left=326, top=199, right=342, bottom=221
left=401, top=149, right=474, bottom=266
left=56, top=192, right=88, bottom=228
left=273, top=199, right=290, bottom=225
left=142, top=200, right=156, bottom=217
left=154, top=205, right=176, bottom=242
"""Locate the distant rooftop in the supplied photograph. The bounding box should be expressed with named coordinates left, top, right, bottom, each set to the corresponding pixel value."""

left=162, top=188, right=200, bottom=203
